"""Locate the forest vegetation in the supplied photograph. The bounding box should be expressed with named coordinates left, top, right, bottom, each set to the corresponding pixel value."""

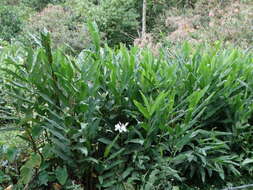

left=0, top=0, right=253, bottom=189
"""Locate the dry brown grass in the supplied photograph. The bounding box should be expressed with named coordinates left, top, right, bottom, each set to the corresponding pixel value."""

left=162, top=0, right=252, bottom=47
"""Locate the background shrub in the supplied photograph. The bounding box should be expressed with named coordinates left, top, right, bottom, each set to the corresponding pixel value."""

left=23, top=5, right=90, bottom=52
left=66, top=0, right=139, bottom=46
left=65, top=0, right=200, bottom=46
left=0, top=6, right=23, bottom=42
left=21, top=0, right=66, bottom=11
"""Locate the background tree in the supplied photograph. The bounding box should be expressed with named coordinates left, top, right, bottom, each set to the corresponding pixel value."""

left=142, top=0, right=147, bottom=38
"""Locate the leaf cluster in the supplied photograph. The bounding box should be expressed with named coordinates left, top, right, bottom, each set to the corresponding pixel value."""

left=0, top=24, right=253, bottom=189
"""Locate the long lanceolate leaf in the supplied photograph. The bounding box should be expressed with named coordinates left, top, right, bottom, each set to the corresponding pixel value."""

left=87, top=21, right=101, bottom=55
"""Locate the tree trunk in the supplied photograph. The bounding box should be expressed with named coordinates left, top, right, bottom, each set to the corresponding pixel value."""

left=142, top=0, right=147, bottom=38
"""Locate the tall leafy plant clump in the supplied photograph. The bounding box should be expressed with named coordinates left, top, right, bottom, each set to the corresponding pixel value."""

left=0, top=44, right=25, bottom=126
left=1, top=24, right=253, bottom=189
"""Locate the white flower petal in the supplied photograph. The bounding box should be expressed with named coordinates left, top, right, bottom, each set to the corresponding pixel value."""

left=114, top=122, right=129, bottom=133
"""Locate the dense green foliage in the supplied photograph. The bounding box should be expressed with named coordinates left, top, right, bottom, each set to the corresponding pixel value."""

left=1, top=24, right=253, bottom=189
left=0, top=0, right=252, bottom=189
left=65, top=0, right=139, bottom=46
left=64, top=0, right=199, bottom=46
left=22, top=5, right=90, bottom=52
left=0, top=6, right=23, bottom=42
left=0, top=0, right=252, bottom=49
left=22, top=0, right=66, bottom=11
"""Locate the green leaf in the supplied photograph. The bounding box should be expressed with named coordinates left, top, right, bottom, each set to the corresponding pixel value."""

left=77, top=147, right=88, bottom=156
left=150, top=91, right=167, bottom=115
left=42, top=144, right=55, bottom=159
left=38, top=171, right=50, bottom=186
left=26, top=154, right=42, bottom=168
left=175, top=131, right=198, bottom=151
left=6, top=146, right=18, bottom=162
left=41, top=29, right=53, bottom=65
left=122, top=168, right=134, bottom=179
left=98, top=138, right=120, bottom=149
left=172, top=186, right=180, bottom=190
left=242, top=158, right=253, bottom=166
left=87, top=21, right=100, bottom=54
left=102, top=180, right=117, bottom=188
left=20, top=166, right=33, bottom=185
left=107, top=148, right=125, bottom=161
left=31, top=125, right=43, bottom=138
left=200, top=167, right=206, bottom=183
left=104, top=134, right=119, bottom=158
left=0, top=170, right=10, bottom=184
left=133, top=100, right=150, bottom=119
left=188, top=86, right=209, bottom=110
left=55, top=166, right=68, bottom=185
left=125, top=139, right=144, bottom=145
left=140, top=91, right=150, bottom=112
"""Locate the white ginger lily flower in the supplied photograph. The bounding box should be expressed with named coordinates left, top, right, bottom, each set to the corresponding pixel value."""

left=114, top=122, right=129, bottom=133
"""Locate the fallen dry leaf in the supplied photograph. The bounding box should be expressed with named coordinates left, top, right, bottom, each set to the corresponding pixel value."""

left=53, top=183, right=62, bottom=190
left=4, top=185, right=13, bottom=190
